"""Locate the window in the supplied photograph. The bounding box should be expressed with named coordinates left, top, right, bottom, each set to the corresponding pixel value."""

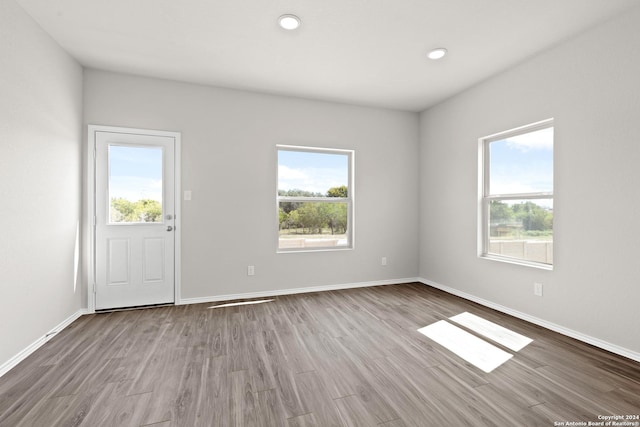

left=109, top=145, right=164, bottom=223
left=480, top=119, right=554, bottom=268
left=277, top=145, right=354, bottom=251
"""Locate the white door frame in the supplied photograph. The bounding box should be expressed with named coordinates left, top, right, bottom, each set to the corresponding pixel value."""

left=87, top=125, right=182, bottom=313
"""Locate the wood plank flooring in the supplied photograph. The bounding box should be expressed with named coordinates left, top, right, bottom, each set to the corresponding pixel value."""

left=1, top=283, right=639, bottom=426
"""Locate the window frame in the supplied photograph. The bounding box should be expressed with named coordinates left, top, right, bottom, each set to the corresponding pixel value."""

left=276, top=145, right=355, bottom=253
left=479, top=119, right=554, bottom=269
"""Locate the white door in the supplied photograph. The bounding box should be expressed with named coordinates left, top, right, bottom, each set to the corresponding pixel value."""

left=94, top=130, right=176, bottom=310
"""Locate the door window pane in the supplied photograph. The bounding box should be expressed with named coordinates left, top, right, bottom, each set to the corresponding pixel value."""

left=109, top=145, right=163, bottom=223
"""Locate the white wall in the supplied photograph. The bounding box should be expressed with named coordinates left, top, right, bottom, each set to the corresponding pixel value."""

left=0, top=0, right=83, bottom=368
left=83, top=70, right=420, bottom=301
left=419, top=6, right=640, bottom=355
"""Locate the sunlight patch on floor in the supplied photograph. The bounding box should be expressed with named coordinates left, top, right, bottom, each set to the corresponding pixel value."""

left=417, top=320, right=513, bottom=373
left=208, top=299, right=274, bottom=309
left=449, top=312, right=533, bottom=352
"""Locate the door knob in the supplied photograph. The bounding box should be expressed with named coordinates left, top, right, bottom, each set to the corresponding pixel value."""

left=167, top=226, right=173, bottom=232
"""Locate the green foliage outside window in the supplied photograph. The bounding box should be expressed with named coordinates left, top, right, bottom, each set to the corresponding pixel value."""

left=490, top=200, right=553, bottom=239
left=111, top=198, right=162, bottom=222
left=279, top=186, right=348, bottom=235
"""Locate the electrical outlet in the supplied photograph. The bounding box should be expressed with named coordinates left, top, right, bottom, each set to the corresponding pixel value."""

left=247, top=265, right=255, bottom=276
left=381, top=257, right=387, bottom=266
left=534, top=282, right=543, bottom=297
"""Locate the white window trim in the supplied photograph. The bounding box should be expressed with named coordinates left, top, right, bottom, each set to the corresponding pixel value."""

left=478, top=119, right=554, bottom=270
left=276, top=145, right=355, bottom=253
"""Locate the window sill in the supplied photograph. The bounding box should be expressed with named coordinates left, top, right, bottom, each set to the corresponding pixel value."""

left=277, top=246, right=353, bottom=254
left=480, top=254, right=553, bottom=271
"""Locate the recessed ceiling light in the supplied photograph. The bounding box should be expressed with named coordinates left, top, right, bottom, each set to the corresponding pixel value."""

left=278, top=14, right=301, bottom=30
left=427, top=48, right=448, bottom=60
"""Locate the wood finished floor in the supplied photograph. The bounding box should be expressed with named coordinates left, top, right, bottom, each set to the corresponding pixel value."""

left=1, top=283, right=639, bottom=426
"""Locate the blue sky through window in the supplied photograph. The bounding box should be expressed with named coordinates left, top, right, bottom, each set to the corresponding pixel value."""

left=109, top=145, right=163, bottom=202
left=490, top=127, right=553, bottom=196
left=278, top=149, right=349, bottom=195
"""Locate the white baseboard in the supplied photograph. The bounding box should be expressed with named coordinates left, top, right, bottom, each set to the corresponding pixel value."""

left=179, top=277, right=420, bottom=306
left=0, top=309, right=88, bottom=378
left=418, top=277, right=640, bottom=363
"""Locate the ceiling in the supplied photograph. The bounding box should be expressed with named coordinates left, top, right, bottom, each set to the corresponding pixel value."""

left=17, top=0, right=640, bottom=112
